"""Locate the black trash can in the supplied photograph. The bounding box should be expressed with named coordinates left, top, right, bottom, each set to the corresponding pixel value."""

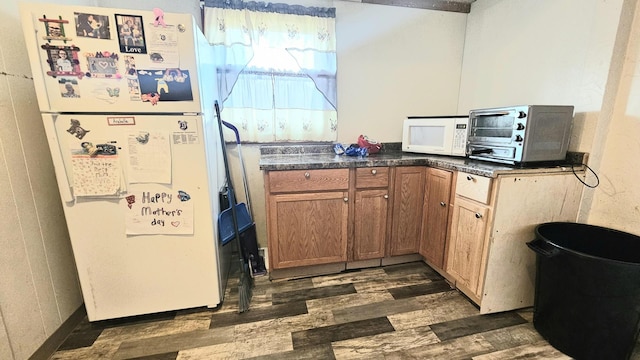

left=527, top=222, right=640, bottom=360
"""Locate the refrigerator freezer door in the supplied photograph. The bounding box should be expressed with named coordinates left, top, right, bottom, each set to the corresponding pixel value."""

left=45, top=113, right=222, bottom=320
left=21, top=4, right=204, bottom=114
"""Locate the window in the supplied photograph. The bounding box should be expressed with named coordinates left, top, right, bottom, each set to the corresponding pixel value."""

left=204, top=0, right=337, bottom=142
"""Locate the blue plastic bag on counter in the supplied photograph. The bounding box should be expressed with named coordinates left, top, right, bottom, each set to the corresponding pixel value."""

left=334, top=142, right=368, bottom=157
left=345, top=144, right=368, bottom=157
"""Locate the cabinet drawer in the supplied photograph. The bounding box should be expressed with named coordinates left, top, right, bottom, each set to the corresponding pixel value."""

left=355, top=167, right=389, bottom=188
left=268, top=169, right=349, bottom=193
left=456, top=171, right=492, bottom=204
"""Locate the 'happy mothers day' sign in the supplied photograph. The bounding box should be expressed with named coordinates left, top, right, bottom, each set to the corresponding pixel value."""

left=124, top=185, right=193, bottom=235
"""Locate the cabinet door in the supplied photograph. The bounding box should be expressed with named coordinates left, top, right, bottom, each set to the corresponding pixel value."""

left=420, top=168, right=453, bottom=269
left=446, top=196, right=489, bottom=298
left=354, top=189, right=389, bottom=260
left=268, top=191, right=348, bottom=269
left=389, top=166, right=426, bottom=256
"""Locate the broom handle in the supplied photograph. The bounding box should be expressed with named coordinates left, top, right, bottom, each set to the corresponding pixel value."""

left=221, top=120, right=253, bottom=220
left=215, top=101, right=246, bottom=266
left=215, top=102, right=234, bottom=192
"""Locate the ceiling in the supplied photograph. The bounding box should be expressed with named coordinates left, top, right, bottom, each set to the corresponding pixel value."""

left=357, top=0, right=477, bottom=13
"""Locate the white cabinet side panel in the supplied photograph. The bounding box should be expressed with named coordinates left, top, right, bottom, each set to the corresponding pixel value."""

left=480, top=173, right=584, bottom=314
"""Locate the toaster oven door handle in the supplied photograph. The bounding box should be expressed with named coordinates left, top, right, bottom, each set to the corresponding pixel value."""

left=470, top=148, right=493, bottom=155
left=473, top=112, right=510, bottom=117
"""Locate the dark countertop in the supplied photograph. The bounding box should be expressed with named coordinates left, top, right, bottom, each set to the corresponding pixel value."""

left=259, top=143, right=587, bottom=178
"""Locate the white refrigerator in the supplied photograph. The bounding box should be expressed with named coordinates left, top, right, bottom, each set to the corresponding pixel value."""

left=20, top=3, right=231, bottom=321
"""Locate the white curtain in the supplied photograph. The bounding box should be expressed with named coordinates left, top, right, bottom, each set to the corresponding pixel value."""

left=204, top=0, right=337, bottom=142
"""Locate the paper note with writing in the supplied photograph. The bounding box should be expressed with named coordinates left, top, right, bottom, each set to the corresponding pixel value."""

left=71, top=149, right=122, bottom=197
left=172, top=132, right=199, bottom=145
left=124, top=185, right=194, bottom=235
left=146, top=25, right=179, bottom=69
left=127, top=131, right=171, bottom=184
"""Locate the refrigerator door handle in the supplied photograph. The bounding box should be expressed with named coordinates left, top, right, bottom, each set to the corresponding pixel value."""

left=42, top=115, right=74, bottom=203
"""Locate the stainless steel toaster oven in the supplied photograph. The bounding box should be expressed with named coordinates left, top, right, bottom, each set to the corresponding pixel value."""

left=467, top=105, right=574, bottom=165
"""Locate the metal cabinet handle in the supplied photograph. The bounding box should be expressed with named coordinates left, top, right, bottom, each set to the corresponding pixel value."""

left=304, top=172, right=310, bottom=179
left=343, top=197, right=349, bottom=202
left=475, top=213, right=483, bottom=219
left=384, top=194, right=389, bottom=199
left=440, top=201, right=446, bottom=207
left=466, top=175, right=474, bottom=181
left=371, top=169, right=377, bottom=175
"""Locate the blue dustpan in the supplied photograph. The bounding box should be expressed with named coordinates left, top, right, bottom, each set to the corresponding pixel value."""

left=218, top=202, right=253, bottom=245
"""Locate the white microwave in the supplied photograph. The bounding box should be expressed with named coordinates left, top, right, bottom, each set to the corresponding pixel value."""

left=402, top=116, right=469, bottom=157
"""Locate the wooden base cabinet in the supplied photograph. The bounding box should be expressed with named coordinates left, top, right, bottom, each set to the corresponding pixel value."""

left=264, top=162, right=585, bottom=314
left=420, top=168, right=453, bottom=270
left=265, top=169, right=349, bottom=269
left=265, top=166, right=424, bottom=270
left=445, top=171, right=583, bottom=314
left=267, top=192, right=349, bottom=269
left=353, top=167, right=390, bottom=261
left=446, top=196, right=490, bottom=302
left=388, top=167, right=425, bottom=256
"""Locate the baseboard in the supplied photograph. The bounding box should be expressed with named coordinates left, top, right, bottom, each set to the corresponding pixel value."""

left=381, top=254, right=423, bottom=266
left=269, top=262, right=346, bottom=280
left=29, top=305, right=86, bottom=360
left=346, top=258, right=382, bottom=270
left=268, top=254, right=426, bottom=280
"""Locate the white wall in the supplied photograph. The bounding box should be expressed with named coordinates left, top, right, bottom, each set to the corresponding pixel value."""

left=587, top=0, right=640, bottom=233
left=1, top=1, right=203, bottom=359
left=459, top=0, right=640, bottom=234
left=0, top=1, right=89, bottom=358
left=335, top=2, right=467, bottom=143
left=458, top=0, right=624, bottom=153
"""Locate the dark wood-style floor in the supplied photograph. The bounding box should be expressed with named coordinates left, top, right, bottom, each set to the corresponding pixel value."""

left=48, top=261, right=639, bottom=359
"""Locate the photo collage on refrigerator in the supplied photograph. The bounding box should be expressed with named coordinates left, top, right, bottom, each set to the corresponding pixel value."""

left=38, top=8, right=193, bottom=104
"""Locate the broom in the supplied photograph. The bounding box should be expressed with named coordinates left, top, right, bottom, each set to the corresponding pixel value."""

left=215, top=100, right=253, bottom=313
left=227, top=184, right=253, bottom=312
